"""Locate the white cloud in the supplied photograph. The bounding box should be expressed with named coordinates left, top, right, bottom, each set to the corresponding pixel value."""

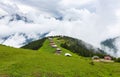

left=0, top=0, right=120, bottom=49
left=0, top=1, right=19, bottom=14
left=0, top=8, right=8, bottom=15
left=60, top=0, right=95, bottom=8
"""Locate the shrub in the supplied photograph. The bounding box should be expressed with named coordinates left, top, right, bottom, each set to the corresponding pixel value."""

left=115, top=58, right=120, bottom=62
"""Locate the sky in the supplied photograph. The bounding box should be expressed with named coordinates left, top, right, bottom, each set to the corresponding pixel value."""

left=0, top=0, right=120, bottom=48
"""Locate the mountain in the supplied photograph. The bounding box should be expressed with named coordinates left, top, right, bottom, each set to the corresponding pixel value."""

left=0, top=1, right=52, bottom=47
left=8, top=14, right=33, bottom=23
left=0, top=0, right=120, bottom=59
left=0, top=37, right=120, bottom=77
left=0, top=13, right=33, bottom=24
left=22, top=36, right=106, bottom=57
left=0, top=32, right=49, bottom=48
left=101, top=37, right=120, bottom=57
left=0, top=12, right=50, bottom=47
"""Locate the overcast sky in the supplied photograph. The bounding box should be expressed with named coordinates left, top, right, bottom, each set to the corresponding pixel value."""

left=0, top=0, right=120, bottom=47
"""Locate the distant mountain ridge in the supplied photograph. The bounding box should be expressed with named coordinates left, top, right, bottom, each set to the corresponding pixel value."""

left=0, top=32, right=49, bottom=48
left=101, top=37, right=120, bottom=57
left=0, top=13, right=33, bottom=23
left=0, top=2, right=51, bottom=47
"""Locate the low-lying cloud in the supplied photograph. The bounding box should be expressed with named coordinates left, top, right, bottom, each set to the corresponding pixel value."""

left=0, top=0, right=120, bottom=49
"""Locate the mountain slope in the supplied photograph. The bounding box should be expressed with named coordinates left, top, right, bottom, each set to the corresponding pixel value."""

left=22, top=37, right=47, bottom=50
left=0, top=40, right=120, bottom=77
left=101, top=37, right=120, bottom=57
left=0, top=13, right=33, bottom=23
left=22, top=36, right=106, bottom=57
left=0, top=2, right=51, bottom=48
left=0, top=11, right=51, bottom=48
left=60, top=36, right=106, bottom=57
left=0, top=32, right=49, bottom=48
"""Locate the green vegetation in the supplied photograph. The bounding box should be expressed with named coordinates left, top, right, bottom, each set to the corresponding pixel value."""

left=0, top=36, right=120, bottom=77
left=22, top=37, right=46, bottom=50
left=59, top=36, right=105, bottom=57
left=114, top=58, right=120, bottom=62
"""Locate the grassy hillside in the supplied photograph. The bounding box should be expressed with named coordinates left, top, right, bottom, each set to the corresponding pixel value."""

left=59, top=36, right=106, bottom=57
left=23, top=36, right=106, bottom=57
left=0, top=37, right=120, bottom=77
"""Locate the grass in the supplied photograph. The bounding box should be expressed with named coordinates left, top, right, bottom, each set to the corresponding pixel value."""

left=0, top=37, right=120, bottom=77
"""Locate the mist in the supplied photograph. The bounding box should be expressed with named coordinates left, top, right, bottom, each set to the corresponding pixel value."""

left=0, top=0, right=120, bottom=56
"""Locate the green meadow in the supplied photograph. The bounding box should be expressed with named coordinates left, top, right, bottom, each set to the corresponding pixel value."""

left=0, top=37, right=120, bottom=77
